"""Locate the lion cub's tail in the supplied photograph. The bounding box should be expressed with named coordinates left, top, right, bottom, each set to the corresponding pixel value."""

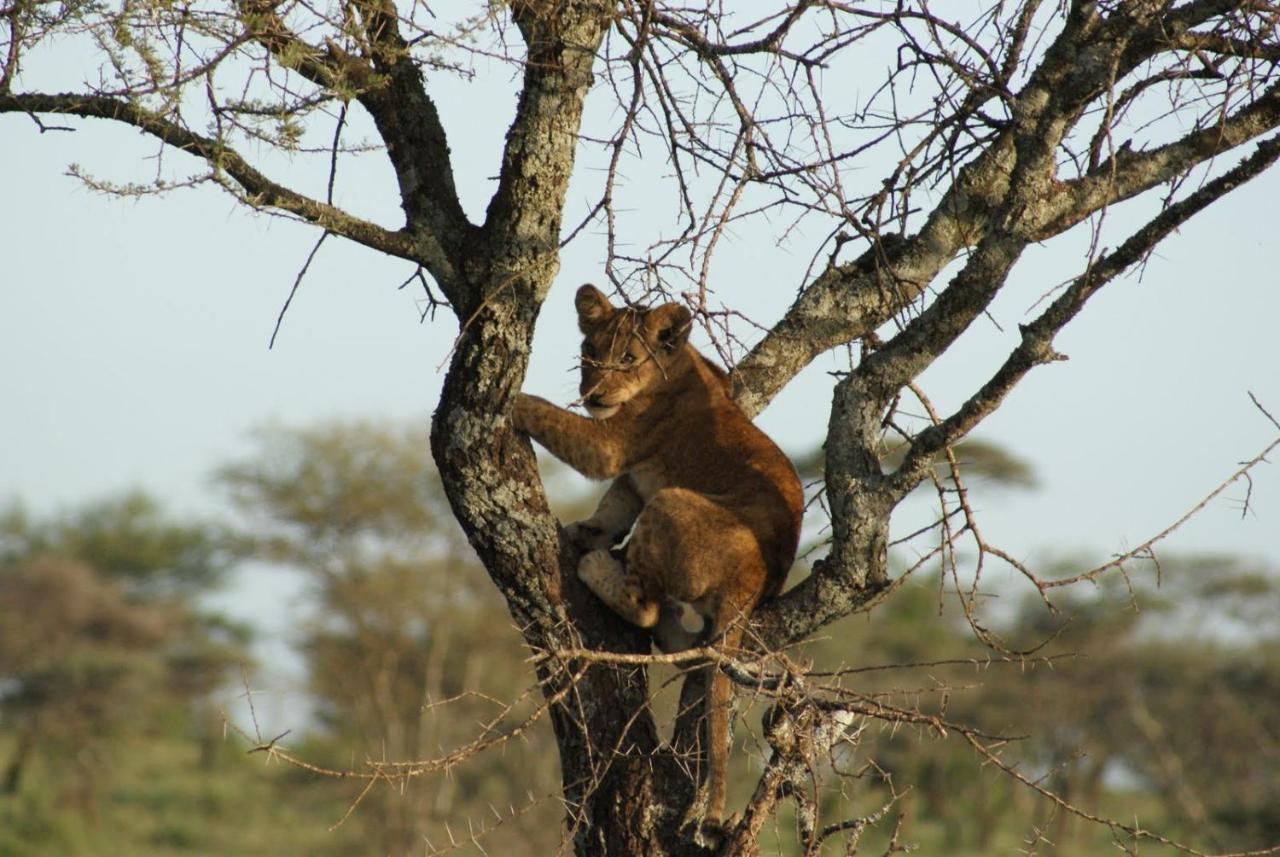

left=704, top=609, right=750, bottom=825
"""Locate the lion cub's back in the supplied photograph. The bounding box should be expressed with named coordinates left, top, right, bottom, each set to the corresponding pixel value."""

left=658, top=357, right=804, bottom=582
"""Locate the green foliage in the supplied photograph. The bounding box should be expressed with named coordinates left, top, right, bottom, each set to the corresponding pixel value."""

left=218, top=421, right=457, bottom=552
left=0, top=491, right=231, bottom=595
left=0, top=733, right=363, bottom=857
left=4, top=427, right=1276, bottom=856
left=0, top=495, right=247, bottom=821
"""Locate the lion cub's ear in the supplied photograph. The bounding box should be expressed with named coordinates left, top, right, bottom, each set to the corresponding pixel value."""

left=575, top=284, right=615, bottom=331
left=648, top=303, right=692, bottom=353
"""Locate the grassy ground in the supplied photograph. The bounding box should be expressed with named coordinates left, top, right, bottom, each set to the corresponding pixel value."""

left=0, top=734, right=360, bottom=857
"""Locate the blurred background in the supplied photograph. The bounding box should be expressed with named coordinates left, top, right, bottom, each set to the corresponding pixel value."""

left=1, top=418, right=1277, bottom=856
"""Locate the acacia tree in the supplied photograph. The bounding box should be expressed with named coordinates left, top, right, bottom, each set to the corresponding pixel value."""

left=5, top=2, right=1280, bottom=855
left=0, top=495, right=243, bottom=814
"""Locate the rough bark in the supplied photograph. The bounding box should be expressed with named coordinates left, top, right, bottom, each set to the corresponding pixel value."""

left=423, top=4, right=717, bottom=853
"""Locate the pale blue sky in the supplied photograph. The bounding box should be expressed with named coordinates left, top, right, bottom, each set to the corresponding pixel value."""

left=3, top=38, right=1278, bottom=616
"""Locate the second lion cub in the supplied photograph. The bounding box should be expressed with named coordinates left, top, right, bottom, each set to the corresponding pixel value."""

left=512, top=284, right=804, bottom=823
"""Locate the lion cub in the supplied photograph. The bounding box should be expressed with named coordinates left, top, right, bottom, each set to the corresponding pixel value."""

left=513, top=284, right=804, bottom=823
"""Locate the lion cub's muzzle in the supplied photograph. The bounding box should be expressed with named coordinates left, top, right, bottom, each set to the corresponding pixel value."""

left=583, top=393, right=622, bottom=420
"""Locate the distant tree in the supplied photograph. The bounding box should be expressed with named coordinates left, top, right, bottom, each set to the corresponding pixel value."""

left=6, top=2, right=1280, bottom=853
left=0, top=496, right=245, bottom=814
left=2, top=493, right=228, bottom=596
left=994, top=558, right=1280, bottom=850
left=785, top=556, right=1280, bottom=854
left=217, top=422, right=563, bottom=855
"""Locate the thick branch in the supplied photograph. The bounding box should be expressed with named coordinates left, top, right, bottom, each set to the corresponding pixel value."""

left=0, top=91, right=417, bottom=260
left=477, top=1, right=611, bottom=311
left=729, top=3, right=1280, bottom=419
left=757, top=127, right=1280, bottom=649
left=728, top=222, right=967, bottom=419
left=753, top=90, right=1280, bottom=655
left=346, top=0, right=476, bottom=298
left=235, top=0, right=474, bottom=297
left=429, top=2, right=611, bottom=633
left=1164, top=30, right=1280, bottom=62
left=893, top=131, right=1280, bottom=496
left=1038, top=79, right=1280, bottom=238
left=852, top=231, right=1028, bottom=402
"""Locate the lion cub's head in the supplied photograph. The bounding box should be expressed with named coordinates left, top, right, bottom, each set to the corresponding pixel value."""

left=573, top=284, right=692, bottom=419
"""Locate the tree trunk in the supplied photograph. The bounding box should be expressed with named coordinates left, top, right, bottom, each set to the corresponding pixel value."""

left=418, top=4, right=726, bottom=849
left=430, top=305, right=719, bottom=852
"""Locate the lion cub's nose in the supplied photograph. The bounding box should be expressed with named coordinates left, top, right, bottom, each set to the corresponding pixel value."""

left=585, top=394, right=608, bottom=408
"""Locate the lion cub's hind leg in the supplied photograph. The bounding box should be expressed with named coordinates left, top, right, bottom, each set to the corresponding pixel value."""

left=654, top=599, right=708, bottom=654
left=626, top=487, right=760, bottom=652
left=577, top=550, right=661, bottom=628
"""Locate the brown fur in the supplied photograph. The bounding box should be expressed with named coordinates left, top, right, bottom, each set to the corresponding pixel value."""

left=512, top=284, right=804, bottom=824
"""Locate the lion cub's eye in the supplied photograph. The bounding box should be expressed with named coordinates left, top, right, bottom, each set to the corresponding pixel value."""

left=621, top=352, right=637, bottom=365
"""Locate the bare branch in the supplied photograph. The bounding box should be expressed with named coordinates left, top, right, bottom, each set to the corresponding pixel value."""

left=895, top=132, right=1280, bottom=498
left=0, top=90, right=417, bottom=259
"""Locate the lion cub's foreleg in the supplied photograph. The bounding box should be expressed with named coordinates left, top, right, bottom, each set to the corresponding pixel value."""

left=565, top=477, right=643, bottom=552
left=511, top=393, right=626, bottom=481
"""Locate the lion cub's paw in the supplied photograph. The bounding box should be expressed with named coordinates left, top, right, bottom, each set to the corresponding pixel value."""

left=577, top=550, right=625, bottom=600
left=578, top=550, right=659, bottom=628
left=620, top=579, right=661, bottom=628
left=510, top=392, right=545, bottom=435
